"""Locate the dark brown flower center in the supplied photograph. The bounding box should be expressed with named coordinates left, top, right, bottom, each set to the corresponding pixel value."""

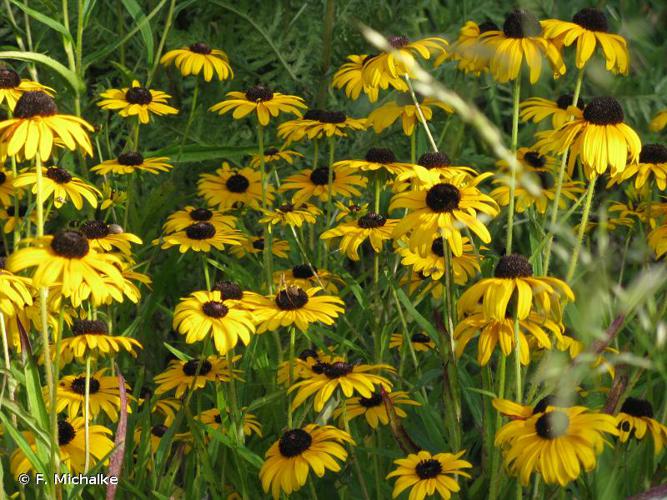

left=532, top=395, right=557, bottom=414
left=583, top=97, right=624, bottom=125
left=425, top=183, right=461, bottom=212
left=214, top=413, right=222, bottom=424
left=118, top=151, right=144, bottom=166
left=278, top=429, right=312, bottom=457
left=573, top=8, right=609, bottom=32
left=151, top=424, right=168, bottom=437
left=51, top=230, right=90, bottom=258
left=494, top=254, right=533, bottom=278
left=225, top=173, right=250, bottom=193
left=190, top=208, right=213, bottom=221
left=252, top=238, right=265, bottom=250
left=139, top=386, right=153, bottom=400
left=13, top=91, right=58, bottom=118
left=323, top=361, right=353, bottom=379
left=185, top=222, right=216, bottom=240
left=359, top=392, right=383, bottom=408
left=317, top=111, right=346, bottom=124
left=365, top=147, right=396, bottom=164
left=298, top=348, right=318, bottom=360
left=303, top=109, right=325, bottom=121
left=70, top=376, right=101, bottom=395
left=620, top=397, right=654, bottom=418
left=537, top=171, right=555, bottom=190
left=182, top=359, right=213, bottom=376
left=264, top=147, right=279, bottom=155
left=478, top=20, right=499, bottom=33
left=72, top=319, right=108, bottom=336
left=292, top=264, right=317, bottom=279
left=189, top=42, right=212, bottom=54
left=275, top=286, right=309, bottom=310
left=535, top=411, right=570, bottom=439
left=6, top=205, right=27, bottom=217
left=212, top=280, right=243, bottom=300
left=430, top=237, right=445, bottom=257
left=79, top=220, right=110, bottom=239
left=411, top=332, right=431, bottom=343
left=0, top=171, right=6, bottom=185
left=503, top=9, right=542, bottom=38
left=310, top=167, right=334, bottom=186
left=125, top=86, right=152, bottom=105
left=388, top=35, right=410, bottom=48
left=415, top=459, right=443, bottom=479
left=279, top=203, right=295, bottom=212
left=45, top=167, right=72, bottom=184
left=556, top=94, right=585, bottom=111
left=639, top=144, right=667, bottom=164
left=0, top=68, right=20, bottom=88
left=58, top=420, right=76, bottom=446
left=357, top=213, right=387, bottom=229
left=418, top=152, right=450, bottom=169
left=245, top=85, right=273, bottom=102
left=523, top=151, right=546, bottom=168
left=202, top=301, right=229, bottom=318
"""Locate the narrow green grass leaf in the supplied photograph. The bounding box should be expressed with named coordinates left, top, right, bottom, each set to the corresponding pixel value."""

left=0, top=51, right=84, bottom=92
left=9, top=1, right=74, bottom=43
left=120, top=0, right=155, bottom=65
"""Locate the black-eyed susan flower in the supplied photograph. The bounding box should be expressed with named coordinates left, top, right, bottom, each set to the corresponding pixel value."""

left=276, top=348, right=324, bottom=386
left=454, top=308, right=564, bottom=366
left=70, top=257, right=150, bottom=307
left=160, top=42, right=233, bottom=81
left=0, top=169, right=22, bottom=206
left=386, top=450, right=472, bottom=500
left=616, top=397, right=667, bottom=454
left=520, top=95, right=585, bottom=129
left=442, top=20, right=499, bottom=74
left=0, top=205, right=36, bottom=234
left=393, top=152, right=478, bottom=191
left=9, top=288, right=73, bottom=352
left=78, top=220, right=142, bottom=255
left=334, top=200, right=368, bottom=221
left=54, top=369, right=131, bottom=421
left=272, top=265, right=340, bottom=293
left=0, top=91, right=93, bottom=160
left=553, top=331, right=618, bottom=379
left=332, top=54, right=408, bottom=102
left=335, top=389, right=420, bottom=429
left=210, top=280, right=265, bottom=311
left=281, top=164, right=367, bottom=206
left=91, top=151, right=173, bottom=176
left=14, top=166, right=100, bottom=209
left=99, top=182, right=126, bottom=211
left=198, top=408, right=263, bottom=437
left=458, top=254, right=574, bottom=321
left=401, top=271, right=445, bottom=300
left=162, top=206, right=236, bottom=234
left=173, top=290, right=255, bottom=355
left=367, top=93, right=453, bottom=136
left=389, top=332, right=436, bottom=352
left=362, top=35, right=448, bottom=85
left=334, top=147, right=413, bottom=175
left=137, top=390, right=181, bottom=426
left=389, top=167, right=498, bottom=256
left=198, top=163, right=272, bottom=209
left=252, top=285, right=344, bottom=333
left=230, top=235, right=290, bottom=259
left=11, top=418, right=113, bottom=475
left=495, top=405, right=618, bottom=486
left=259, top=202, right=321, bottom=228
left=154, top=355, right=242, bottom=398
left=482, top=9, right=565, bottom=84
left=259, top=424, right=354, bottom=499
left=535, top=96, right=641, bottom=178
left=249, top=147, right=303, bottom=168
left=320, top=212, right=397, bottom=261
left=542, top=8, right=629, bottom=74
left=289, top=359, right=394, bottom=411
left=278, top=110, right=367, bottom=144
left=648, top=223, right=667, bottom=258
left=0, top=258, right=33, bottom=317
left=134, top=424, right=191, bottom=454
left=608, top=143, right=667, bottom=191
left=0, top=67, right=54, bottom=110
left=8, top=231, right=124, bottom=302
left=209, top=85, right=306, bottom=126
left=159, top=221, right=244, bottom=253
left=650, top=109, right=667, bottom=132
left=98, top=80, right=178, bottom=124
left=55, top=319, right=142, bottom=365
left=397, top=236, right=481, bottom=283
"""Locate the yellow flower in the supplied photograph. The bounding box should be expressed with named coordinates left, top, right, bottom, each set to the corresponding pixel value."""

left=0, top=168, right=23, bottom=206
left=272, top=265, right=341, bottom=294
left=335, top=389, right=420, bottom=429
left=0, top=204, right=36, bottom=234
left=442, top=20, right=499, bottom=74
left=160, top=42, right=233, bottom=81
left=495, top=405, right=618, bottom=486
left=14, top=166, right=100, bottom=209
left=389, top=332, right=436, bottom=352
left=98, top=80, right=178, bottom=124
left=249, top=147, right=303, bottom=168
left=389, top=167, right=498, bottom=256
left=78, top=220, right=142, bottom=255
left=393, top=152, right=478, bottom=191
left=259, top=424, right=354, bottom=499
left=159, top=222, right=244, bottom=253
left=259, top=202, right=321, bottom=228
left=535, top=96, right=641, bottom=178
left=0, top=91, right=93, bottom=160
left=386, top=450, right=472, bottom=500
left=278, top=110, right=367, bottom=144
left=321, top=212, right=398, bottom=261
left=229, top=235, right=290, bottom=259
left=608, top=143, right=667, bottom=191
left=0, top=68, right=54, bottom=110
left=542, top=8, right=629, bottom=74
left=520, top=95, right=584, bottom=129
left=209, top=85, right=306, bottom=126
left=648, top=223, right=667, bottom=258
left=198, top=163, right=272, bottom=209
left=482, top=9, right=565, bottom=84
left=91, top=151, right=173, bottom=176
left=0, top=258, right=33, bottom=317
left=154, top=355, right=242, bottom=398
left=367, top=94, right=452, bottom=136
left=396, top=235, right=481, bottom=283
left=172, top=290, right=256, bottom=355
left=281, top=165, right=367, bottom=205
left=649, top=109, right=667, bottom=132
left=616, top=397, right=667, bottom=454
left=197, top=407, right=263, bottom=437
left=162, top=205, right=236, bottom=234
left=334, top=147, right=414, bottom=175
left=332, top=54, right=407, bottom=102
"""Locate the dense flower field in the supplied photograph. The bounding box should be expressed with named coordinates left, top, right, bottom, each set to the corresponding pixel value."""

left=0, top=1, right=666, bottom=499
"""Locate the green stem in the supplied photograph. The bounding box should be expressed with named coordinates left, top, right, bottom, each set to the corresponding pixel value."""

left=178, top=78, right=200, bottom=160
left=325, top=136, right=335, bottom=224
left=202, top=254, right=211, bottom=290
left=84, top=354, right=92, bottom=472
left=410, top=130, right=416, bottom=163
left=146, top=0, right=176, bottom=86
left=566, top=174, right=596, bottom=282
left=512, top=313, right=522, bottom=402
left=287, top=326, right=296, bottom=428
left=342, top=403, right=370, bottom=500
left=543, top=68, right=585, bottom=274
left=488, top=355, right=507, bottom=500
left=505, top=76, right=521, bottom=255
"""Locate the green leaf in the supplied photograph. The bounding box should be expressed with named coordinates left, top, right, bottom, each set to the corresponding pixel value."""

left=393, top=286, right=440, bottom=342
left=9, top=1, right=73, bottom=44
left=146, top=144, right=256, bottom=164
left=120, top=0, right=155, bottom=65
left=0, top=51, right=84, bottom=93
left=0, top=410, right=48, bottom=474
left=162, top=342, right=191, bottom=362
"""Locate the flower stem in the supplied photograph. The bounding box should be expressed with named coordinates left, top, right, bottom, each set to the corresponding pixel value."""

left=342, top=402, right=370, bottom=500
left=410, top=131, right=416, bottom=163
left=543, top=68, right=585, bottom=273
left=178, top=78, right=200, bottom=160
left=505, top=76, right=521, bottom=255
left=287, top=326, right=296, bottom=428
left=404, top=75, right=438, bottom=152
left=146, top=0, right=175, bottom=86
left=325, top=136, right=335, bottom=224
left=84, top=354, right=92, bottom=472
left=488, top=355, right=507, bottom=500
left=202, top=254, right=211, bottom=290
left=566, top=174, right=596, bottom=282
left=258, top=124, right=274, bottom=294
left=512, top=313, right=522, bottom=402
